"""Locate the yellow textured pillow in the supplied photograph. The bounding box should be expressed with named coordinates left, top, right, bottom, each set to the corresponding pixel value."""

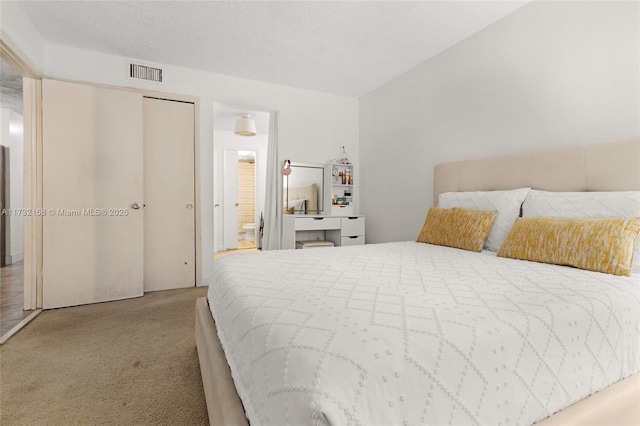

left=417, top=207, right=497, bottom=252
left=497, top=217, right=640, bottom=276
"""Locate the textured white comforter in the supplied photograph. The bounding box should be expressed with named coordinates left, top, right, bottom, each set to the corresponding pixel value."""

left=207, top=242, right=640, bottom=426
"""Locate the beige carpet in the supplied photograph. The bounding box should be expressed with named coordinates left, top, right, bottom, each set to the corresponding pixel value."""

left=0, top=287, right=210, bottom=425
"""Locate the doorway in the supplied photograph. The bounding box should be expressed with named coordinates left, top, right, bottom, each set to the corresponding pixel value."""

left=237, top=150, right=257, bottom=249
left=223, top=149, right=258, bottom=251
left=213, top=104, right=269, bottom=258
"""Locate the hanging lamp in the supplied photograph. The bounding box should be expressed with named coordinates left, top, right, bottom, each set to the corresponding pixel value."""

left=235, top=113, right=257, bottom=136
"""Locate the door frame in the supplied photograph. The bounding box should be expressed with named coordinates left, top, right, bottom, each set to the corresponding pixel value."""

left=213, top=104, right=271, bottom=254
left=222, top=147, right=263, bottom=251
left=1, top=36, right=42, bottom=310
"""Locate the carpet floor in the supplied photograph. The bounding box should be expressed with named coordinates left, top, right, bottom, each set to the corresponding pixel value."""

left=0, top=287, right=210, bottom=425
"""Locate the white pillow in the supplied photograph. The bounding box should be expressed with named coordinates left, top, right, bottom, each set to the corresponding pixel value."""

left=522, top=190, right=640, bottom=218
left=439, top=187, right=531, bottom=252
left=522, top=190, right=640, bottom=273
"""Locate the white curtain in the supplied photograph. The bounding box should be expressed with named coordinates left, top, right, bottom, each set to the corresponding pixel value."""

left=262, top=112, right=282, bottom=250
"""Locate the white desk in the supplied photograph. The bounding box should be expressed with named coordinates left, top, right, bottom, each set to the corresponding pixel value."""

left=282, top=215, right=365, bottom=249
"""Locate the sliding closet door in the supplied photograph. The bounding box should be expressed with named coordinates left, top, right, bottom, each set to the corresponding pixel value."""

left=143, top=97, right=195, bottom=291
left=42, top=79, right=144, bottom=309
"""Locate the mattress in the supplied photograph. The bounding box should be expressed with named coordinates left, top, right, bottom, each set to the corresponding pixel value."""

left=207, top=242, right=640, bottom=426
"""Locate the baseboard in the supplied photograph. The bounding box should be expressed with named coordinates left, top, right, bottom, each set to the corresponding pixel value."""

left=4, top=251, right=23, bottom=264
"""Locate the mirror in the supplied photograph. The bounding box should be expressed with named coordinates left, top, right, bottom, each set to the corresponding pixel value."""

left=283, top=162, right=324, bottom=215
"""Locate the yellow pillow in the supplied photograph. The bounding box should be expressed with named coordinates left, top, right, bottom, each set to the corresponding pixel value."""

left=497, top=217, right=640, bottom=276
left=417, top=207, right=497, bottom=252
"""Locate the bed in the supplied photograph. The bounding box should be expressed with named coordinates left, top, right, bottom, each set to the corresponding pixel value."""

left=196, top=140, right=640, bottom=425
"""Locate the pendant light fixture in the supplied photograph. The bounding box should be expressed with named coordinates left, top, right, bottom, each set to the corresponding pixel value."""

left=235, top=113, right=257, bottom=136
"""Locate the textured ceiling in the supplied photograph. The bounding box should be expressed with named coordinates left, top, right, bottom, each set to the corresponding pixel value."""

left=16, top=1, right=527, bottom=97
left=0, top=56, right=23, bottom=114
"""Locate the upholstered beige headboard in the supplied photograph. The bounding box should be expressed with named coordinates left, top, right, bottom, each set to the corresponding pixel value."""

left=285, top=183, right=318, bottom=212
left=434, top=140, right=640, bottom=205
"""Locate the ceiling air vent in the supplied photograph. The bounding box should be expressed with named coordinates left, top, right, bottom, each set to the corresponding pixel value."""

left=128, top=63, right=163, bottom=83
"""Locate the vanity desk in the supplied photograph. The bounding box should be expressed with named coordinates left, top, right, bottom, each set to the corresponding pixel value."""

left=282, top=215, right=365, bottom=249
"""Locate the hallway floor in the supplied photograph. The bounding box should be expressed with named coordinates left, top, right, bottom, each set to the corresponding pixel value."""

left=1, top=262, right=31, bottom=339
left=214, top=239, right=258, bottom=261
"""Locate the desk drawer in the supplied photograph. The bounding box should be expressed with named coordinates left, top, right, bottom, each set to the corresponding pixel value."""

left=295, top=217, right=341, bottom=231
left=341, top=217, right=365, bottom=236
left=341, top=235, right=365, bottom=246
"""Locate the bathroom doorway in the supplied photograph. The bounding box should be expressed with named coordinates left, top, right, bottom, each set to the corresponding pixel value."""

left=236, top=150, right=257, bottom=249
left=213, top=104, right=269, bottom=257
left=222, top=148, right=259, bottom=250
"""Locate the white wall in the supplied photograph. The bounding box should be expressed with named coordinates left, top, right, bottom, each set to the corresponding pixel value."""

left=1, top=1, right=359, bottom=281
left=360, top=1, right=640, bottom=244
left=213, top=129, right=268, bottom=253
left=0, top=108, right=24, bottom=263
left=42, top=44, right=358, bottom=281
left=0, top=1, right=46, bottom=73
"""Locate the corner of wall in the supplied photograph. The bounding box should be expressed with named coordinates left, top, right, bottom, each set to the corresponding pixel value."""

left=0, top=1, right=46, bottom=74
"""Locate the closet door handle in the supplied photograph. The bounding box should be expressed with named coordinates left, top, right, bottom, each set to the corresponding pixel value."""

left=313, top=217, right=324, bottom=220
left=132, top=202, right=142, bottom=210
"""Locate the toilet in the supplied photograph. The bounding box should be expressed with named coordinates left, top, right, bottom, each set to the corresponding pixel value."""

left=242, top=223, right=256, bottom=242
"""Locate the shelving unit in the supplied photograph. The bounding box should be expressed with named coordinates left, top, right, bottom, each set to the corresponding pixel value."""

left=326, top=162, right=355, bottom=216
left=280, top=160, right=364, bottom=249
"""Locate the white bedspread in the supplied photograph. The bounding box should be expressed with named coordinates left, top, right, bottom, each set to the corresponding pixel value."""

left=207, top=242, right=640, bottom=426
